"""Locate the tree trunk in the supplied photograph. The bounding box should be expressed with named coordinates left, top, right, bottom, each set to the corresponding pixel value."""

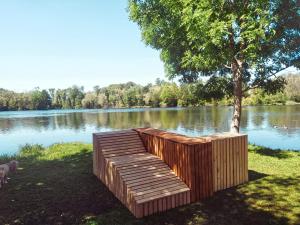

left=230, top=61, right=243, bottom=133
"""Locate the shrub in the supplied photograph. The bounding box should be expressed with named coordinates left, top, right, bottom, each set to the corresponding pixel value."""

left=19, top=144, right=45, bottom=158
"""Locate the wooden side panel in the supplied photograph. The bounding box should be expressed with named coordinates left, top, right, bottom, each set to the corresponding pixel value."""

left=212, top=135, right=248, bottom=192
left=136, top=129, right=214, bottom=202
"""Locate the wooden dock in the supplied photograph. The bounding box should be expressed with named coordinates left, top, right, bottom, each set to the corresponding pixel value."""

left=93, top=128, right=248, bottom=218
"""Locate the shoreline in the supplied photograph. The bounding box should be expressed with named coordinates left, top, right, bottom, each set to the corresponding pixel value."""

left=0, top=103, right=299, bottom=113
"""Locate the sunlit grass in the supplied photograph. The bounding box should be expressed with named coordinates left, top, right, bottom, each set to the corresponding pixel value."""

left=0, top=143, right=299, bottom=225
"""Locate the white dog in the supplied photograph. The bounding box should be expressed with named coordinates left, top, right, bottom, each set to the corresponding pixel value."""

left=0, top=160, right=19, bottom=188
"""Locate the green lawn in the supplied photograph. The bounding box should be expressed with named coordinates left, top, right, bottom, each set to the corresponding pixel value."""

left=0, top=143, right=299, bottom=225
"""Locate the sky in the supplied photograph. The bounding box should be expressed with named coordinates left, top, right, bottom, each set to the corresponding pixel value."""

left=0, top=0, right=165, bottom=92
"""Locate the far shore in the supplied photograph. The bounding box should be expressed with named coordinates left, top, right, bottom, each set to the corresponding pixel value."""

left=0, top=102, right=300, bottom=113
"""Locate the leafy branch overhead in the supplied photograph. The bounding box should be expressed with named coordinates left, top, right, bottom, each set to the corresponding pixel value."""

left=128, top=0, right=300, bottom=93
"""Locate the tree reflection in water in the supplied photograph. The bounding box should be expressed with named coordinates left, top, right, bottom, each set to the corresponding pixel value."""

left=0, top=105, right=300, bottom=154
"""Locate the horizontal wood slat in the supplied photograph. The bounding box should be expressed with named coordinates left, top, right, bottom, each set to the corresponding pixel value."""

left=134, top=128, right=213, bottom=202
left=93, top=128, right=248, bottom=218
left=93, top=130, right=191, bottom=218
left=134, top=128, right=248, bottom=202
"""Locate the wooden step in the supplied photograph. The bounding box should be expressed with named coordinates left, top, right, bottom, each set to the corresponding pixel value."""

left=93, top=130, right=191, bottom=218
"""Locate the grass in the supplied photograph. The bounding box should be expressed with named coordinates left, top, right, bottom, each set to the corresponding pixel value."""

left=0, top=143, right=299, bottom=225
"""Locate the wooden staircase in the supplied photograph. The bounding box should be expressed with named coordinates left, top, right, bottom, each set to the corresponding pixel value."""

left=93, top=130, right=191, bottom=218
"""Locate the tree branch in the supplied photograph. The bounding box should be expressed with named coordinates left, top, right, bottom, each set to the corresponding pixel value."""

left=224, top=64, right=232, bottom=69
left=243, top=66, right=288, bottom=93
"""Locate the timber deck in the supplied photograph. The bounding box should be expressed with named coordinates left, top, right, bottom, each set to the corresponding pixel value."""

left=93, top=128, right=248, bottom=218
left=93, top=130, right=191, bottom=218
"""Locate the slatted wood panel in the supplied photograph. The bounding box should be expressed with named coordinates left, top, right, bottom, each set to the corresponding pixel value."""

left=210, top=133, right=248, bottom=192
left=93, top=130, right=191, bottom=218
left=135, top=128, right=248, bottom=201
left=134, top=128, right=214, bottom=202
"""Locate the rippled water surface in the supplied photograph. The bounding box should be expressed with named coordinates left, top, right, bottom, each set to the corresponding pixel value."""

left=0, top=105, right=299, bottom=154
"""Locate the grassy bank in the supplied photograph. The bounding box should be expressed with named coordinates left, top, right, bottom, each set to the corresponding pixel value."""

left=0, top=143, right=299, bottom=225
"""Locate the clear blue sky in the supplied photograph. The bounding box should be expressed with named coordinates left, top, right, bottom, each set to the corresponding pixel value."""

left=0, top=0, right=165, bottom=92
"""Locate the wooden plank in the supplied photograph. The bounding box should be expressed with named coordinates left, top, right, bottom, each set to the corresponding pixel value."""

left=98, top=135, right=141, bottom=142
left=103, top=150, right=146, bottom=158
left=212, top=141, right=217, bottom=192
left=94, top=128, right=249, bottom=218
left=100, top=137, right=143, bottom=144
left=245, top=135, right=249, bottom=182
left=135, top=185, right=189, bottom=203
left=136, top=187, right=190, bottom=204
left=131, top=178, right=185, bottom=192
left=126, top=172, right=178, bottom=186
left=241, top=136, right=245, bottom=183
left=119, top=163, right=169, bottom=175
left=100, top=142, right=144, bottom=149
left=134, top=181, right=188, bottom=197
left=123, top=170, right=176, bottom=183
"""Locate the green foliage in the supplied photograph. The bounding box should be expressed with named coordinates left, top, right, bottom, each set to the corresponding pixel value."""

left=81, top=92, right=99, bottom=109
left=52, top=86, right=85, bottom=109
left=178, top=83, right=199, bottom=107
left=200, top=76, right=233, bottom=101
left=160, top=83, right=179, bottom=107
left=284, top=73, right=300, bottom=102
left=244, top=89, right=288, bottom=106
left=19, top=144, right=45, bottom=158
left=124, top=86, right=144, bottom=107
left=30, top=89, right=51, bottom=110
left=1, top=73, right=300, bottom=111
left=129, top=0, right=299, bottom=132
left=128, top=0, right=300, bottom=92
left=144, top=85, right=162, bottom=107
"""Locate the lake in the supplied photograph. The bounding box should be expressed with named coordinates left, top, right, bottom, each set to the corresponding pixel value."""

left=0, top=105, right=299, bottom=155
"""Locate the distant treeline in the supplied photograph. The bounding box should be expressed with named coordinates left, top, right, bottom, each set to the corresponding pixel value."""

left=0, top=74, right=299, bottom=111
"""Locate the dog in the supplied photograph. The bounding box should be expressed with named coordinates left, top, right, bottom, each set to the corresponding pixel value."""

left=0, top=160, right=19, bottom=188
left=8, top=160, right=19, bottom=173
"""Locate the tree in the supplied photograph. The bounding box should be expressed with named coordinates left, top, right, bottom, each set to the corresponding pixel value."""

left=284, top=73, right=300, bottom=102
left=128, top=0, right=300, bottom=132
left=82, top=92, right=98, bottom=109
left=178, top=83, right=199, bottom=106
left=160, top=83, right=179, bottom=107
left=144, top=85, right=162, bottom=107
left=30, top=89, right=51, bottom=110
left=67, top=86, right=85, bottom=109
left=93, top=85, right=100, bottom=96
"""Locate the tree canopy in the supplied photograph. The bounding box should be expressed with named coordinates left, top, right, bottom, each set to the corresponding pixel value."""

left=128, top=0, right=300, bottom=132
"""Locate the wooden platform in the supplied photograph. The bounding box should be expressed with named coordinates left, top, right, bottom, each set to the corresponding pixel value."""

left=93, top=130, right=191, bottom=218
left=93, top=128, right=248, bottom=218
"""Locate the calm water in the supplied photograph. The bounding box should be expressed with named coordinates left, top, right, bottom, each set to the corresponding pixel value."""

left=0, top=106, right=299, bottom=155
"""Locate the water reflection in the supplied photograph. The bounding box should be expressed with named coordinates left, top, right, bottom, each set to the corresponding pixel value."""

left=0, top=106, right=299, bottom=154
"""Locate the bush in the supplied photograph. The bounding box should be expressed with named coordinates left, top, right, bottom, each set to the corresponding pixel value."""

left=19, top=144, right=45, bottom=157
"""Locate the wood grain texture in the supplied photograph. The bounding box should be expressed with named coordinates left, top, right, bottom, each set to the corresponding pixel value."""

left=134, top=128, right=248, bottom=199
left=210, top=134, right=249, bottom=192
left=93, top=130, right=191, bottom=218
left=93, top=128, right=249, bottom=218
left=134, top=128, right=214, bottom=202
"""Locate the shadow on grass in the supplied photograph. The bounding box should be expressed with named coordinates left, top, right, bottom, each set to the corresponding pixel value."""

left=248, top=145, right=296, bottom=159
left=0, top=146, right=298, bottom=225
left=0, top=147, right=120, bottom=225
left=248, top=170, right=268, bottom=181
